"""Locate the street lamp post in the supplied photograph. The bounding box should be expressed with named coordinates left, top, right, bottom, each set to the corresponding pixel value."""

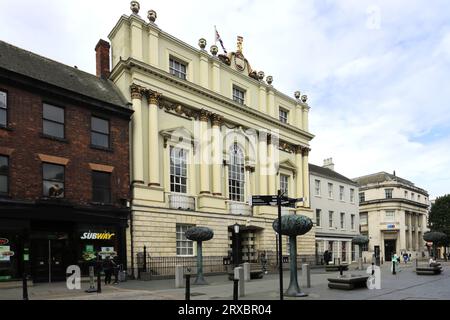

left=234, top=223, right=240, bottom=268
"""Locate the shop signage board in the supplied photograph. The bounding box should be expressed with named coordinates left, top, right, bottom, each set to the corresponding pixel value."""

left=251, top=195, right=303, bottom=207
left=0, top=238, right=9, bottom=245
left=0, top=246, right=14, bottom=262
left=80, top=232, right=115, bottom=240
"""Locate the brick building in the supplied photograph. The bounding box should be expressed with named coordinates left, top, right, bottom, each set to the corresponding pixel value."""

left=0, top=40, right=133, bottom=283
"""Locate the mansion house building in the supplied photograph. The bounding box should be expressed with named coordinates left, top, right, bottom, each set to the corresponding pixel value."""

left=104, top=3, right=315, bottom=275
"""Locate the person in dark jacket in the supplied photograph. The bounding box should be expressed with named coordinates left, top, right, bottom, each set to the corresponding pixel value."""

left=103, top=256, right=115, bottom=285
left=324, top=250, right=331, bottom=265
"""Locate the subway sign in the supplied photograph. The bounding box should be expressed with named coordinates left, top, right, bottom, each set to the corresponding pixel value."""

left=0, top=238, right=9, bottom=245
left=80, top=232, right=115, bottom=240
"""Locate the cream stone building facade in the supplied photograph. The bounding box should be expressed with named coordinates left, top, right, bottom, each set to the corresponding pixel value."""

left=309, top=159, right=360, bottom=265
left=354, top=172, right=430, bottom=263
left=106, top=4, right=315, bottom=274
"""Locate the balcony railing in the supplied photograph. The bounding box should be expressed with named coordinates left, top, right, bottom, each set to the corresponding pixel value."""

left=169, top=193, right=196, bottom=211
left=228, top=201, right=253, bottom=216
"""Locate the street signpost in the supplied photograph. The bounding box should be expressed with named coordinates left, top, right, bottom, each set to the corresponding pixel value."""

left=251, top=192, right=303, bottom=300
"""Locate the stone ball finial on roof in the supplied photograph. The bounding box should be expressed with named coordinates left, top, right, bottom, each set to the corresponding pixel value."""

left=148, top=10, right=157, bottom=23
left=266, top=75, right=273, bottom=85
left=294, top=91, right=301, bottom=99
left=198, top=38, right=207, bottom=50
left=301, top=95, right=308, bottom=103
left=130, top=1, right=140, bottom=15
left=257, top=71, right=265, bottom=81
left=210, top=45, right=219, bottom=56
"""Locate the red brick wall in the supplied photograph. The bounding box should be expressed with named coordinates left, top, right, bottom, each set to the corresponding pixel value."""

left=0, top=82, right=130, bottom=207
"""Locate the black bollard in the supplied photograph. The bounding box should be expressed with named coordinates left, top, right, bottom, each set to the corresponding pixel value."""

left=22, top=273, right=28, bottom=301
left=185, top=274, right=191, bottom=301
left=97, top=270, right=102, bottom=293
left=371, top=263, right=375, bottom=275
left=392, top=260, right=396, bottom=275
left=339, top=265, right=343, bottom=276
left=233, top=279, right=239, bottom=301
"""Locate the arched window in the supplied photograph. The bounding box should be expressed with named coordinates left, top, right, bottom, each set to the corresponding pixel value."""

left=229, top=143, right=245, bottom=202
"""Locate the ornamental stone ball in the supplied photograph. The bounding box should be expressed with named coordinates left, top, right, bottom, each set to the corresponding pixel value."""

left=130, top=1, right=140, bottom=15
left=352, top=235, right=369, bottom=245
left=148, top=10, right=157, bottom=23
left=272, top=215, right=313, bottom=237
left=185, top=226, right=214, bottom=242
left=294, top=91, right=301, bottom=99
left=210, top=45, right=219, bottom=56
left=301, top=95, right=308, bottom=103
left=266, top=76, right=273, bottom=85
left=198, top=38, right=207, bottom=50
left=257, top=71, right=265, bottom=81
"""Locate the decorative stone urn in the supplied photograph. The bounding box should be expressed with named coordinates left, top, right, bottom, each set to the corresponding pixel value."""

left=185, top=227, right=214, bottom=285
left=148, top=10, right=157, bottom=23
left=130, top=1, right=140, bottom=15
left=423, top=231, right=447, bottom=259
left=198, top=38, right=207, bottom=50
left=301, top=95, right=308, bottom=103
left=257, top=71, right=265, bottom=81
left=210, top=45, right=219, bottom=56
left=294, top=91, right=301, bottom=100
left=266, top=76, right=273, bottom=85
left=272, top=215, right=313, bottom=297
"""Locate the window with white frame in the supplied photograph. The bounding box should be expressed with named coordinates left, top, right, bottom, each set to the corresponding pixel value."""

left=350, top=188, right=355, bottom=203
left=314, top=180, right=321, bottom=196
left=351, top=214, right=355, bottom=230
left=329, top=211, right=334, bottom=228
left=328, top=183, right=333, bottom=199
left=232, top=86, right=245, bottom=105
left=360, top=212, right=368, bottom=225
left=0, top=91, right=7, bottom=127
left=385, top=188, right=393, bottom=199
left=316, top=209, right=322, bottom=227
left=340, top=212, right=345, bottom=229
left=169, top=58, right=187, bottom=80
left=359, top=192, right=365, bottom=203
left=170, top=146, right=188, bottom=194
left=279, top=108, right=288, bottom=124
left=228, top=143, right=245, bottom=202
left=280, top=174, right=289, bottom=196
left=339, top=186, right=345, bottom=201
left=176, top=224, right=194, bottom=256
left=384, top=210, right=395, bottom=222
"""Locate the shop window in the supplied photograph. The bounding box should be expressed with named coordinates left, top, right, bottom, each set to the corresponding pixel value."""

left=0, top=91, right=7, bottom=127
left=42, top=163, right=65, bottom=198
left=43, top=103, right=65, bottom=139
left=0, top=156, right=8, bottom=195
left=176, top=224, right=194, bottom=256
left=92, top=171, right=111, bottom=204
left=91, top=116, right=110, bottom=148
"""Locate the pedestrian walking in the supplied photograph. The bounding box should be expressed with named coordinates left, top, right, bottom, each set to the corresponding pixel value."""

left=103, top=256, right=115, bottom=285
left=324, top=250, right=331, bottom=265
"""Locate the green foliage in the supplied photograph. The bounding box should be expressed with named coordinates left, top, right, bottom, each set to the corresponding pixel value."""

left=429, top=195, right=450, bottom=245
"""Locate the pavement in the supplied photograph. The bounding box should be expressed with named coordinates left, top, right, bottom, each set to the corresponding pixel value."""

left=1, top=261, right=450, bottom=300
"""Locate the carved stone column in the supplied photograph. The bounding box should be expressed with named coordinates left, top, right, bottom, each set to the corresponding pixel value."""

left=199, top=109, right=211, bottom=194
left=130, top=84, right=144, bottom=184
left=302, top=147, right=311, bottom=208
left=258, top=131, right=268, bottom=195
left=147, top=90, right=162, bottom=186
left=267, top=135, right=277, bottom=196
left=295, top=146, right=304, bottom=207
left=211, top=114, right=223, bottom=196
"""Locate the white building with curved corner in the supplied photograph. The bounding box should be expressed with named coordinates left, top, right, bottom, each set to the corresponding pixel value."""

left=354, top=172, right=430, bottom=263
left=103, top=3, right=316, bottom=276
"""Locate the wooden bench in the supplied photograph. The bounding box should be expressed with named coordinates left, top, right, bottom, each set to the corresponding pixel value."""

left=325, top=264, right=349, bottom=272
left=328, top=275, right=369, bottom=290
left=228, top=263, right=264, bottom=280
left=416, top=264, right=442, bottom=275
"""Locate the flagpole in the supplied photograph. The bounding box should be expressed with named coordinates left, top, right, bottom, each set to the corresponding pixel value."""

left=214, top=25, right=217, bottom=46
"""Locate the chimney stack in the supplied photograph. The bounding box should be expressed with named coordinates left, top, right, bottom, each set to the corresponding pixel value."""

left=323, top=158, right=335, bottom=171
left=95, top=39, right=111, bottom=79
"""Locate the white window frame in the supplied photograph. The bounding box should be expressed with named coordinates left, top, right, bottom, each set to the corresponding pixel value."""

left=340, top=212, right=345, bottom=229
left=384, top=210, right=395, bottom=222
left=329, top=211, right=334, bottom=229
left=339, top=186, right=345, bottom=201
left=328, top=183, right=333, bottom=199
left=176, top=224, right=195, bottom=256
left=279, top=108, right=288, bottom=124
left=0, top=90, right=7, bottom=127
left=350, top=188, right=355, bottom=203
left=169, top=57, right=187, bottom=80
left=316, top=209, right=322, bottom=227
left=385, top=188, right=393, bottom=199
left=351, top=214, right=355, bottom=230
left=170, top=146, right=188, bottom=194
left=280, top=174, right=289, bottom=196
left=232, top=86, right=245, bottom=105
left=314, top=179, right=321, bottom=196
left=228, top=143, right=245, bottom=202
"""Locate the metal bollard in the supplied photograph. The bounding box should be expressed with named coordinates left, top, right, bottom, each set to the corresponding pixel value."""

left=392, top=260, right=396, bottom=275
left=339, top=265, right=343, bottom=276
left=233, top=279, right=239, bottom=301
left=185, top=274, right=191, bottom=301
left=22, top=273, right=28, bottom=301
left=97, top=270, right=102, bottom=293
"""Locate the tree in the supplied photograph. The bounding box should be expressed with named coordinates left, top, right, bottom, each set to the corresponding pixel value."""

left=428, top=195, right=450, bottom=259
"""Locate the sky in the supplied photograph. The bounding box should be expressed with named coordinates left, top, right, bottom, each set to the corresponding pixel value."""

left=0, top=0, right=449, bottom=199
